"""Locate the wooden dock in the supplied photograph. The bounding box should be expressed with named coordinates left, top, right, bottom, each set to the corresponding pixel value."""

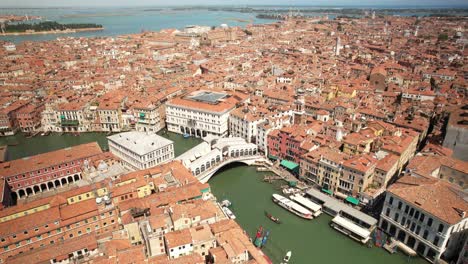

left=263, top=175, right=283, bottom=183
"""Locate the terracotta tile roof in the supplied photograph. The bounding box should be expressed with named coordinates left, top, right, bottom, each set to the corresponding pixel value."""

left=164, top=228, right=192, bottom=248
left=389, top=175, right=468, bottom=225
left=7, top=233, right=97, bottom=264
left=0, top=142, right=102, bottom=177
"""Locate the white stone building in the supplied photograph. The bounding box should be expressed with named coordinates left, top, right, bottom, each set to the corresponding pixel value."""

left=229, top=107, right=264, bottom=143
left=164, top=229, right=193, bottom=259
left=166, top=90, right=248, bottom=138
left=108, top=131, right=174, bottom=171
left=379, top=175, right=468, bottom=263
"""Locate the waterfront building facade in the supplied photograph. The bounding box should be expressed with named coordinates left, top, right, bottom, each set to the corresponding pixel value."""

left=57, top=101, right=89, bottom=132
left=15, top=103, right=44, bottom=133
left=0, top=100, right=28, bottom=136
left=166, top=90, right=248, bottom=138
left=379, top=176, right=468, bottom=263
left=0, top=142, right=102, bottom=199
left=229, top=107, right=264, bottom=144
left=97, top=93, right=127, bottom=132
left=267, top=124, right=316, bottom=164
left=133, top=102, right=164, bottom=133
left=108, top=131, right=174, bottom=171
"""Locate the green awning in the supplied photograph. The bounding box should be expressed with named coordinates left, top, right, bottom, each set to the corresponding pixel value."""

left=346, top=196, right=360, bottom=205
left=201, top=187, right=211, bottom=193
left=280, top=160, right=299, bottom=171
left=60, top=115, right=65, bottom=119
left=139, top=113, right=145, bottom=118
left=322, top=188, right=333, bottom=195
left=268, top=154, right=278, bottom=160
left=288, top=181, right=297, bottom=187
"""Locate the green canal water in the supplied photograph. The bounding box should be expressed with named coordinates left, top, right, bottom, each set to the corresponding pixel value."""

left=0, top=131, right=202, bottom=161
left=0, top=132, right=426, bottom=264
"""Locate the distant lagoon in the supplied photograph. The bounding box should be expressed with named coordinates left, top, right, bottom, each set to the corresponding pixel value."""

left=0, top=7, right=467, bottom=43
left=0, top=8, right=277, bottom=43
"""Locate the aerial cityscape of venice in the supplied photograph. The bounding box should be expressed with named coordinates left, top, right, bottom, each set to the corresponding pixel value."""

left=0, top=1, right=467, bottom=263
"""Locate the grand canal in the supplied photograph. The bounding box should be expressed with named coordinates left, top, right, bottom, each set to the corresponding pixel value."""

left=209, top=164, right=426, bottom=264
left=0, top=132, right=426, bottom=264
left=0, top=130, right=201, bottom=160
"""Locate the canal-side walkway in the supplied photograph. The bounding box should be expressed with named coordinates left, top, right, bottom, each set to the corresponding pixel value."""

left=257, top=161, right=309, bottom=190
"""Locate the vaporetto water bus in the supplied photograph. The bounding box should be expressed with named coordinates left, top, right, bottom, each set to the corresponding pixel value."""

left=272, top=194, right=313, bottom=219
left=290, top=193, right=322, bottom=218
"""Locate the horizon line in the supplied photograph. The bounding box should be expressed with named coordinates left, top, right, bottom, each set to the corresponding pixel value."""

left=1, top=4, right=468, bottom=8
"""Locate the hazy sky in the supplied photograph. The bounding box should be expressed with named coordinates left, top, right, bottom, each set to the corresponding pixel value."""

left=1, top=0, right=467, bottom=7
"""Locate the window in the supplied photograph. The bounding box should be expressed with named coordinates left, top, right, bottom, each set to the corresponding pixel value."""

left=428, top=218, right=433, bottom=227
left=423, top=230, right=429, bottom=240
left=400, top=217, right=406, bottom=226
left=433, top=236, right=439, bottom=246
left=389, top=197, right=393, bottom=205
left=404, top=205, right=409, bottom=214
left=394, top=213, right=399, bottom=222
left=419, top=213, right=425, bottom=222
left=397, top=202, right=402, bottom=210
left=438, top=224, right=444, bottom=233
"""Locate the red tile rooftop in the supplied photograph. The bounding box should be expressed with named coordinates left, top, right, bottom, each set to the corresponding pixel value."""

left=389, top=175, right=468, bottom=225
left=0, top=142, right=102, bottom=178
left=7, top=234, right=97, bottom=264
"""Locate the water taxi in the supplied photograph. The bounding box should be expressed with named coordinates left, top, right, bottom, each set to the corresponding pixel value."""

left=222, top=206, right=236, bottom=219
left=282, top=187, right=302, bottom=195
left=220, top=199, right=232, bottom=207
left=290, top=194, right=322, bottom=218
left=272, top=194, right=312, bottom=220
left=265, top=211, right=281, bottom=224
left=281, top=251, right=292, bottom=263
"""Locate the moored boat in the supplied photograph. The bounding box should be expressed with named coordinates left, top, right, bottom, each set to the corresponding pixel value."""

left=220, top=199, right=232, bottom=207
left=222, top=206, right=236, bottom=219
left=183, top=133, right=190, bottom=138
left=290, top=193, right=322, bottom=217
left=253, top=226, right=263, bottom=247
left=272, top=194, right=312, bottom=219
left=282, top=187, right=301, bottom=195
left=265, top=211, right=281, bottom=224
